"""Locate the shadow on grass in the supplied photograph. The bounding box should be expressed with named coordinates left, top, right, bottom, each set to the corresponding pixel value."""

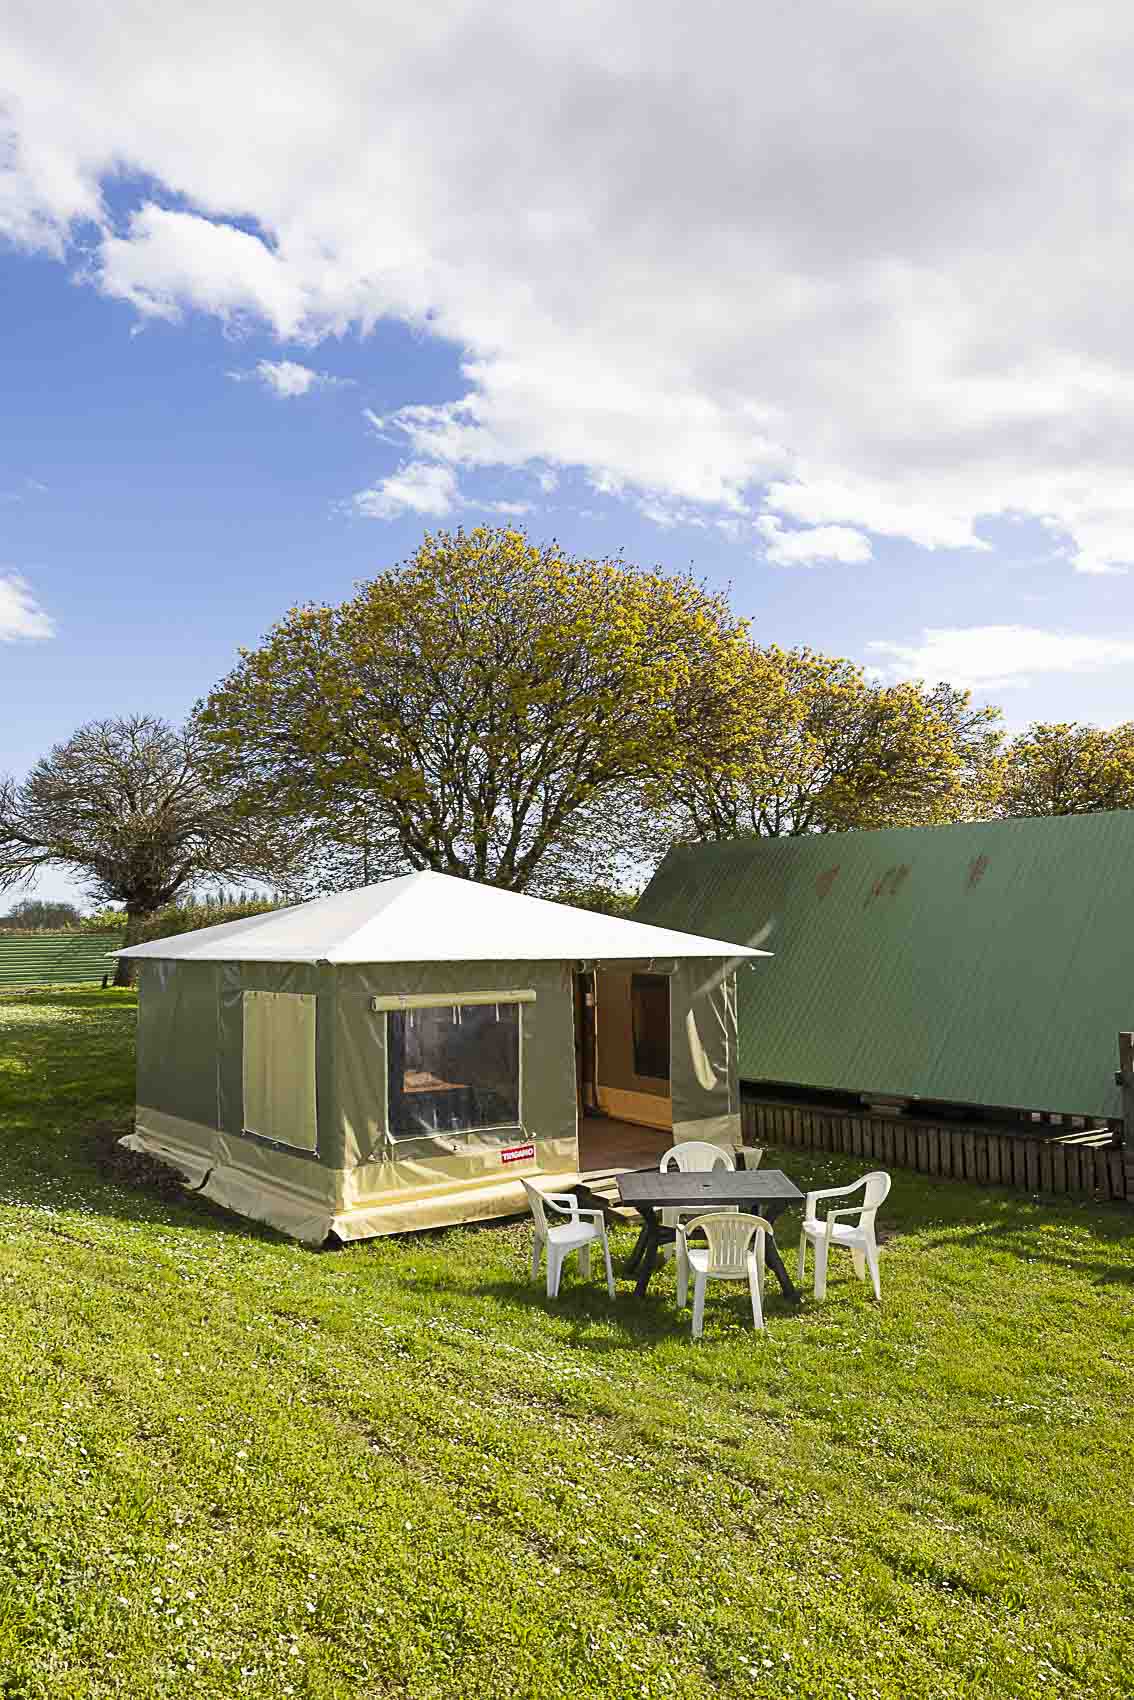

left=912, top=1214, right=1134, bottom=1288
left=391, top=1263, right=811, bottom=1350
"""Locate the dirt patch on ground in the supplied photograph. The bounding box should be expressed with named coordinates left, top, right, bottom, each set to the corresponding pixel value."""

left=85, top=1119, right=193, bottom=1200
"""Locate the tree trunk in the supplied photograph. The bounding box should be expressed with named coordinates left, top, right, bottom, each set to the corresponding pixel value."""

left=112, top=908, right=147, bottom=987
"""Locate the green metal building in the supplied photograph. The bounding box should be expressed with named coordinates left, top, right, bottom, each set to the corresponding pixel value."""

left=634, top=813, right=1134, bottom=1123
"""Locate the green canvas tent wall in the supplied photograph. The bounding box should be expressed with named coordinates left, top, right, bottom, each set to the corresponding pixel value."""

left=117, top=871, right=763, bottom=1243
left=634, top=812, right=1134, bottom=1124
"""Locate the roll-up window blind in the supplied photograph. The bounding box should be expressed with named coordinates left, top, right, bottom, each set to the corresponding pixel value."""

left=242, top=990, right=318, bottom=1152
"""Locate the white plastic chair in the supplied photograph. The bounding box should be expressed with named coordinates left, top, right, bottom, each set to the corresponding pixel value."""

left=675, top=1212, right=771, bottom=1339
left=523, top=1181, right=615, bottom=1300
left=797, top=1171, right=891, bottom=1301
left=659, top=1140, right=736, bottom=1228
left=657, top=1140, right=737, bottom=1273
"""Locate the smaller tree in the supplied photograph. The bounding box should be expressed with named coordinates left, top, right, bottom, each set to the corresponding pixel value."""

left=0, top=897, right=81, bottom=930
left=545, top=881, right=639, bottom=918
left=0, top=715, right=292, bottom=984
left=666, top=645, right=1003, bottom=839
left=993, top=721, right=1134, bottom=817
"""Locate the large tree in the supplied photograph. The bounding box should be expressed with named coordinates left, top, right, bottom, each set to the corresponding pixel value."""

left=196, top=526, right=750, bottom=892
left=993, top=721, right=1134, bottom=817
left=665, top=645, right=1003, bottom=839
left=0, top=715, right=289, bottom=983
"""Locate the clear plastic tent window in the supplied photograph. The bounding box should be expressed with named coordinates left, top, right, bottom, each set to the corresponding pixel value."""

left=387, top=1002, right=521, bottom=1140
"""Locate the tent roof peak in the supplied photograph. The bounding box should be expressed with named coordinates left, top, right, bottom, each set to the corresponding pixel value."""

left=116, top=869, right=770, bottom=965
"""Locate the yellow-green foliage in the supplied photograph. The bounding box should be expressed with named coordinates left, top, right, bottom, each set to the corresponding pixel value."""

left=668, top=644, right=1004, bottom=838
left=994, top=721, right=1134, bottom=817
left=197, top=526, right=750, bottom=890
left=133, top=897, right=280, bottom=945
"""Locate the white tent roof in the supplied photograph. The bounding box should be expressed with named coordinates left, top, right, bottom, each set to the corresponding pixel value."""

left=117, top=870, right=768, bottom=965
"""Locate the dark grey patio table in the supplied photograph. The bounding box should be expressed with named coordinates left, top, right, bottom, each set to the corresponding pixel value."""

left=616, top=1168, right=805, bottom=1302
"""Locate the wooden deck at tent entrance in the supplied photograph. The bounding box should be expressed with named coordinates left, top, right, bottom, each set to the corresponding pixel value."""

left=576, top=1114, right=674, bottom=1211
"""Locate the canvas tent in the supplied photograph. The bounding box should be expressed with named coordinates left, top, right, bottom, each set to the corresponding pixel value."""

left=117, top=871, right=765, bottom=1244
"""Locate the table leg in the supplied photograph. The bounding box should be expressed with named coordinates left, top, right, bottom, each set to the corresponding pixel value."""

left=634, top=1232, right=662, bottom=1299
left=624, top=1224, right=649, bottom=1273
left=760, top=1201, right=802, bottom=1302
left=629, top=1203, right=671, bottom=1298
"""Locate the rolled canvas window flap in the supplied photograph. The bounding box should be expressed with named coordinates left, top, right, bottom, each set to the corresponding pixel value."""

left=242, top=990, right=318, bottom=1152
left=368, top=989, right=536, bottom=1012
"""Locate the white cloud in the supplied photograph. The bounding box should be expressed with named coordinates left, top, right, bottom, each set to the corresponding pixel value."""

left=757, top=515, right=872, bottom=566
left=0, top=574, right=54, bottom=641
left=10, top=4, right=1134, bottom=564
left=229, top=358, right=351, bottom=397
left=869, top=626, right=1134, bottom=690
left=352, top=461, right=459, bottom=520
left=98, top=206, right=314, bottom=334
left=763, top=481, right=984, bottom=553
left=479, top=499, right=533, bottom=516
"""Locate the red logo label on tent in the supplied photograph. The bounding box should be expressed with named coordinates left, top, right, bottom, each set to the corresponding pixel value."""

left=501, top=1143, right=535, bottom=1164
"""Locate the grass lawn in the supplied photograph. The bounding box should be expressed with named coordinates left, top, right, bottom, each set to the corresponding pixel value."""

left=1, top=988, right=1133, bottom=1699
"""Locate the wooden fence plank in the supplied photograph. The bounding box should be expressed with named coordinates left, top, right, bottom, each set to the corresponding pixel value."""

left=1108, top=1149, right=1125, bottom=1201
left=1020, top=1142, right=1040, bottom=1196
left=739, top=1096, right=1126, bottom=1205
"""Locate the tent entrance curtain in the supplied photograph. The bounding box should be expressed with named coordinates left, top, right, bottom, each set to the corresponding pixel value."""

left=387, top=1001, right=522, bottom=1140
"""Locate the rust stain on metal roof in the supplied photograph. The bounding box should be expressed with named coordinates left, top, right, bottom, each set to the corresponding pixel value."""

left=864, top=863, right=911, bottom=905
left=815, top=865, right=840, bottom=898
left=967, top=853, right=990, bottom=889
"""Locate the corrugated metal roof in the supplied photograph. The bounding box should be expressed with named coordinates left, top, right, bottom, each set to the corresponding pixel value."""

left=633, top=813, right=1134, bottom=1120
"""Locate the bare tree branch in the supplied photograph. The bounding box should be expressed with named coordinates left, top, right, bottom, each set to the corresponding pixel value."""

left=0, top=715, right=300, bottom=983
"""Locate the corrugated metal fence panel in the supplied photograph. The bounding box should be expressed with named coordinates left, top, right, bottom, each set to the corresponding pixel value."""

left=0, top=933, right=120, bottom=987
left=635, top=814, right=1134, bottom=1122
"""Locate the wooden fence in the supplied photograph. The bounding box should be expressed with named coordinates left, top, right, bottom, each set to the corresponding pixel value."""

left=740, top=1095, right=1130, bottom=1204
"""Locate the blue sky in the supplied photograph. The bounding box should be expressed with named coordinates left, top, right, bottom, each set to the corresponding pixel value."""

left=5, top=3, right=1134, bottom=907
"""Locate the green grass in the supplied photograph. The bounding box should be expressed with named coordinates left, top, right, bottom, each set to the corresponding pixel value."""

left=1, top=988, right=1133, bottom=1699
